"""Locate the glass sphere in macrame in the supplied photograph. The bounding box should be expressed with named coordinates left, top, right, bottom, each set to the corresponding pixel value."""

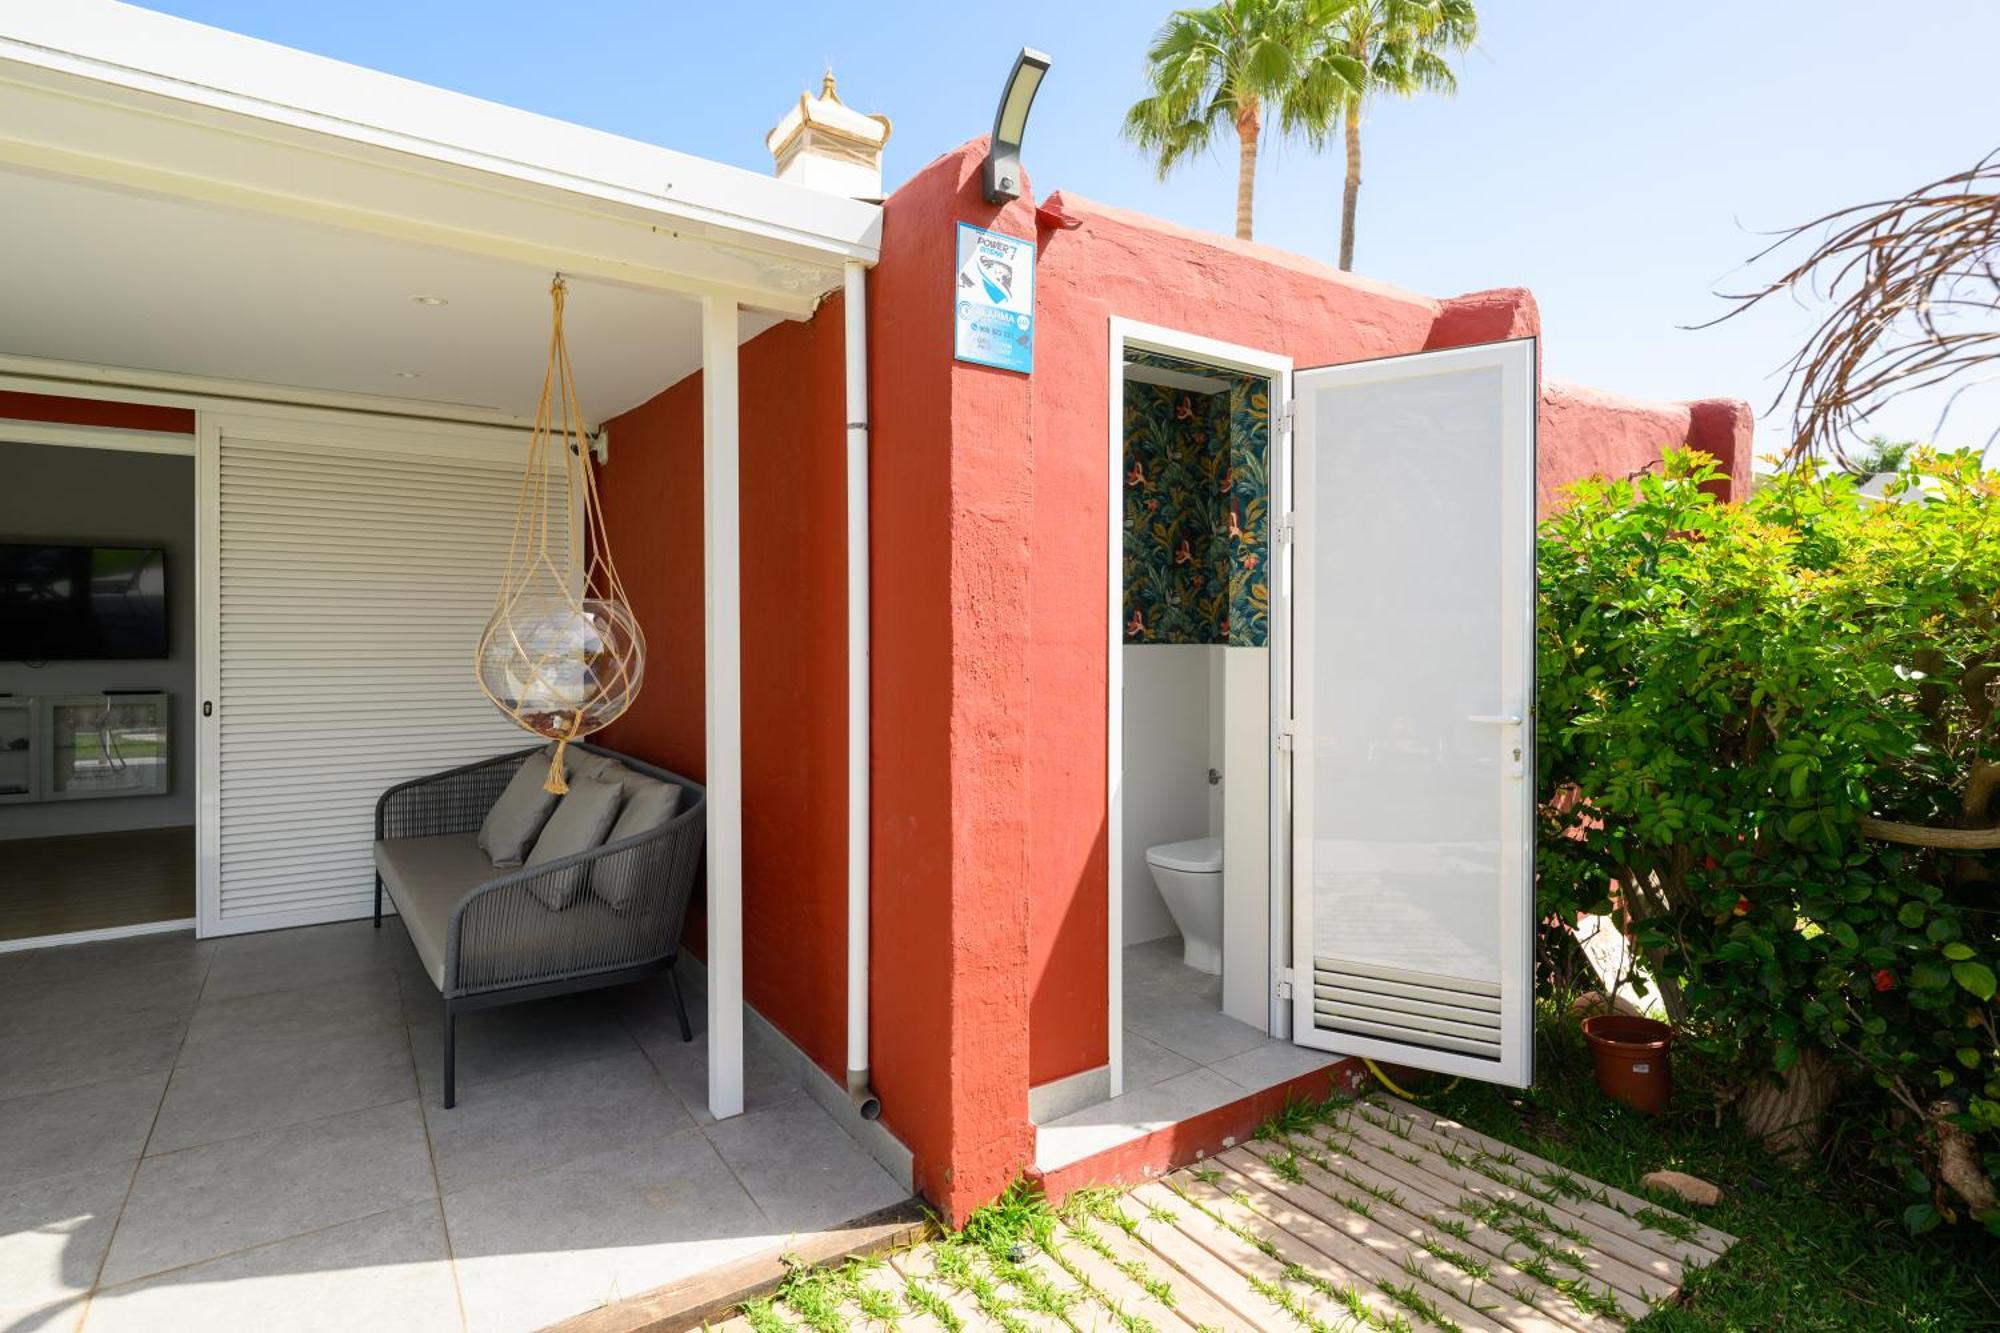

left=476, top=595, right=642, bottom=760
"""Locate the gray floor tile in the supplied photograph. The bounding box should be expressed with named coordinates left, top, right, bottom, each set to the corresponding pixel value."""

left=0, top=1073, right=167, bottom=1189
left=640, top=1020, right=802, bottom=1127
left=177, top=973, right=403, bottom=1066
left=1123, top=995, right=1267, bottom=1067
left=148, top=1025, right=416, bottom=1155
left=198, top=920, right=405, bottom=1003
left=82, top=1201, right=461, bottom=1333
left=0, top=1161, right=134, bottom=1325
left=702, top=1096, right=909, bottom=1236
left=0, top=957, right=207, bottom=1035
left=1208, top=1039, right=1340, bottom=1092
left=1036, top=1067, right=1245, bottom=1171
left=423, top=1049, right=691, bottom=1195
left=100, top=1099, right=434, bottom=1286
left=1119, top=1030, right=1198, bottom=1092
left=446, top=1132, right=774, bottom=1333
left=408, top=992, right=636, bottom=1100
left=0, top=1012, right=188, bottom=1102
left=3, top=931, right=209, bottom=987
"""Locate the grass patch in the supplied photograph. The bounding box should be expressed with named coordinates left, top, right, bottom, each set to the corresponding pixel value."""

left=1410, top=1001, right=2000, bottom=1329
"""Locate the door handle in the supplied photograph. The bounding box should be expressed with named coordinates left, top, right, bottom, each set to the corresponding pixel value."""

left=1468, top=713, right=1522, bottom=726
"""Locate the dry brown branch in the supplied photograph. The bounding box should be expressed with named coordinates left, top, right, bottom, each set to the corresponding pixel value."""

left=1701, top=151, right=2000, bottom=466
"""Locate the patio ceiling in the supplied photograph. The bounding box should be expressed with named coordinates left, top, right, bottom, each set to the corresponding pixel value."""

left=0, top=0, right=880, bottom=422
left=0, top=168, right=772, bottom=422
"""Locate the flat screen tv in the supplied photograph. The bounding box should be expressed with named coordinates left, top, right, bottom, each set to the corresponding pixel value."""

left=0, top=543, right=169, bottom=660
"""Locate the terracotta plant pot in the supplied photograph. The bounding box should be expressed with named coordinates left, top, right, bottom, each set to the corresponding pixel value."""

left=1581, top=1013, right=1674, bottom=1115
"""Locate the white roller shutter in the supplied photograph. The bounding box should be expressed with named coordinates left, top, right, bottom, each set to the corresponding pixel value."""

left=197, top=412, right=565, bottom=936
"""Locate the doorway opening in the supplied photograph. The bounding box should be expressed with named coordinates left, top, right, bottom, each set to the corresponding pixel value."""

left=0, top=429, right=197, bottom=949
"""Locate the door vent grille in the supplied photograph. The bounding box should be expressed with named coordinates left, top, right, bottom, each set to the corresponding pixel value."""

left=1311, top=957, right=1502, bottom=1062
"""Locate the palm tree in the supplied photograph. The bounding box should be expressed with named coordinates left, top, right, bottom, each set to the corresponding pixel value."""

left=1289, top=0, right=1477, bottom=270
left=1124, top=0, right=1324, bottom=242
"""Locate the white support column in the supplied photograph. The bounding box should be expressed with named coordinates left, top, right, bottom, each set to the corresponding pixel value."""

left=702, top=294, right=745, bottom=1120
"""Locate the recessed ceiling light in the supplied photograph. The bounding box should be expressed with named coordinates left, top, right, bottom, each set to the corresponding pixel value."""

left=410, top=295, right=449, bottom=307
left=391, top=370, right=422, bottom=379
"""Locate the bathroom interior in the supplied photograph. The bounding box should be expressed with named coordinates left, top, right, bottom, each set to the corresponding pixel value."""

left=1115, top=348, right=1288, bottom=1089
left=1035, top=344, right=1341, bottom=1164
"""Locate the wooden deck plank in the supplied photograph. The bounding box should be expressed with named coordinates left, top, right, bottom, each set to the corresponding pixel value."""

left=1079, top=1210, right=1242, bottom=1331
left=1193, top=1161, right=1510, bottom=1333
left=888, top=1248, right=1006, bottom=1331
left=1300, top=1121, right=1671, bottom=1311
left=1148, top=1177, right=1427, bottom=1332
left=1123, top=1182, right=1305, bottom=1332
left=1328, top=1112, right=1687, bottom=1294
left=1004, top=1247, right=1112, bottom=1331
left=1223, top=1145, right=1596, bottom=1333
left=1240, top=1135, right=1633, bottom=1332
left=847, top=1258, right=948, bottom=1332
left=1044, top=1221, right=1203, bottom=1331
left=1375, top=1096, right=1735, bottom=1258
left=1351, top=1101, right=1721, bottom=1269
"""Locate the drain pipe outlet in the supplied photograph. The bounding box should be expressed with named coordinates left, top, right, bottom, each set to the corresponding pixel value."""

left=842, top=259, right=881, bottom=1123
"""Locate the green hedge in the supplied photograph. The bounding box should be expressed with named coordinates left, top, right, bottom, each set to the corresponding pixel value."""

left=1535, top=448, right=1998, bottom=1233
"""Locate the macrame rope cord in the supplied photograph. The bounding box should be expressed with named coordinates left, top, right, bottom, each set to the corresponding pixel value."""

left=475, top=277, right=646, bottom=793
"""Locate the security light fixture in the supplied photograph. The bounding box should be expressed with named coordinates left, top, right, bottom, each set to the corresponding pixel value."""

left=982, top=48, right=1051, bottom=205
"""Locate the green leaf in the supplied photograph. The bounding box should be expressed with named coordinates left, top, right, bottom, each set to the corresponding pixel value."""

left=1952, top=962, right=1997, bottom=1002
left=1942, top=942, right=1975, bottom=961
left=1904, top=1203, right=1941, bottom=1235
left=1897, top=902, right=1927, bottom=928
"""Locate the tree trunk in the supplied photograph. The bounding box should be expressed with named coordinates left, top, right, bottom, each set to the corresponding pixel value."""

left=1234, top=99, right=1261, bottom=241
left=1339, top=103, right=1361, bottom=271
left=1928, top=1099, right=1999, bottom=1216
left=1736, top=1048, right=1848, bottom=1159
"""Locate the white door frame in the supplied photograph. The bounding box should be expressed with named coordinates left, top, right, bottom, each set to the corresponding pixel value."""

left=1104, top=317, right=1292, bottom=1097
left=0, top=417, right=197, bottom=952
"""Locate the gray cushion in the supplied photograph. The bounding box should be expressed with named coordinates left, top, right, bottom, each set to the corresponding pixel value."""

left=522, top=776, right=625, bottom=909
left=594, top=780, right=685, bottom=909
left=478, top=754, right=562, bottom=867
left=374, top=833, right=501, bottom=989
left=374, top=832, right=644, bottom=993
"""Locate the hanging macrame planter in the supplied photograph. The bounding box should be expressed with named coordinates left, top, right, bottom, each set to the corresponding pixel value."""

left=477, top=277, right=644, bottom=793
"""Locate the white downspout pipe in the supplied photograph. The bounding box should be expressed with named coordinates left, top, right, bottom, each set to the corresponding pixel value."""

left=843, top=259, right=881, bottom=1120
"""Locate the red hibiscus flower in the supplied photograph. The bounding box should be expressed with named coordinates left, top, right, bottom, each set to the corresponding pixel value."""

left=1732, top=896, right=1750, bottom=917
left=1873, top=969, right=1896, bottom=993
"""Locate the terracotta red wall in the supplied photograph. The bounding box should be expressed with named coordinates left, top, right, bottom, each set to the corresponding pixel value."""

left=594, top=303, right=853, bottom=1081
left=0, top=390, right=194, bottom=434
left=594, top=144, right=1752, bottom=1223
left=1016, top=195, right=1753, bottom=1095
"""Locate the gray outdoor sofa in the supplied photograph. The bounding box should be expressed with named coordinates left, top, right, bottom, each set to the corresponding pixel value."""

left=372, top=742, right=706, bottom=1107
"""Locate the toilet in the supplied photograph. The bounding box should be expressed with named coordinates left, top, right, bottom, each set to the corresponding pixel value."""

left=1145, top=836, right=1224, bottom=974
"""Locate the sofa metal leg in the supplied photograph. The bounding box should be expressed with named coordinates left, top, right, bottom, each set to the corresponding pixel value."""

left=442, top=1001, right=457, bottom=1110
left=668, top=966, right=693, bottom=1043
left=373, top=874, right=383, bottom=929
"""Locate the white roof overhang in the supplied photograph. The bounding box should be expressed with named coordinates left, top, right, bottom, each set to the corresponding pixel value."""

left=0, top=3, right=884, bottom=421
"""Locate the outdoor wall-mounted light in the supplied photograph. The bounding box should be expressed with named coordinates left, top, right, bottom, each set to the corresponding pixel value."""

left=982, top=47, right=1052, bottom=205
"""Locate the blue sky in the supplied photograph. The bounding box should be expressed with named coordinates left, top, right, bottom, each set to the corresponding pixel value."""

left=141, top=1, right=2000, bottom=457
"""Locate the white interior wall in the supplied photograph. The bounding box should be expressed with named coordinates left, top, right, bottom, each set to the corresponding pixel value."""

left=0, top=440, right=195, bottom=840
left=1120, top=644, right=1218, bottom=945
left=1220, top=646, right=1271, bottom=1028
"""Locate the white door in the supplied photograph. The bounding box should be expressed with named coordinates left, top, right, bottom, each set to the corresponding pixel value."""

left=196, top=411, right=564, bottom=937
left=1287, top=340, right=1537, bottom=1084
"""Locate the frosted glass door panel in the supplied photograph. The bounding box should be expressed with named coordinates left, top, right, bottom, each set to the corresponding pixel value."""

left=1289, top=340, right=1535, bottom=1085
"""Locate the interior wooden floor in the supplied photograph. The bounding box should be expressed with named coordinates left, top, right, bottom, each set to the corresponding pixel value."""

left=0, top=825, right=195, bottom=942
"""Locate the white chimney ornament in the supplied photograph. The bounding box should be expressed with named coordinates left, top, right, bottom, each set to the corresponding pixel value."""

left=766, top=69, right=892, bottom=202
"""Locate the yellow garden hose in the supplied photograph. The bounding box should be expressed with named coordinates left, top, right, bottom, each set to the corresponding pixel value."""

left=1362, top=1057, right=1460, bottom=1100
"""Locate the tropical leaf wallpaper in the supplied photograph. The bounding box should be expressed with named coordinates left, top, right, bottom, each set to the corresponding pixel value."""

left=1122, top=355, right=1270, bottom=647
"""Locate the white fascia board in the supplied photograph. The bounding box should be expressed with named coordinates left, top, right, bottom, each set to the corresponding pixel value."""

left=0, top=1, right=881, bottom=269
